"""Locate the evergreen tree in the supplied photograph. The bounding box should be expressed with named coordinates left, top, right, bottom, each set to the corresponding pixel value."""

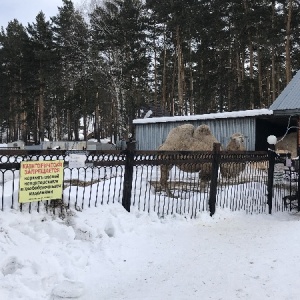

left=90, top=0, right=149, bottom=139
left=51, top=0, right=90, bottom=140
left=27, top=12, right=58, bottom=142
left=0, top=20, right=31, bottom=142
left=2, top=0, right=300, bottom=142
left=146, top=0, right=199, bottom=115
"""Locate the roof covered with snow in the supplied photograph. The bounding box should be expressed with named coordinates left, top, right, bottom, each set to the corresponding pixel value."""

left=133, top=108, right=273, bottom=124
left=269, top=70, right=300, bottom=115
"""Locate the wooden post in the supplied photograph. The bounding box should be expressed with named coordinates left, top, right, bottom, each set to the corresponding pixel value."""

left=209, top=143, right=221, bottom=216
left=267, top=144, right=276, bottom=214
left=122, top=140, right=136, bottom=212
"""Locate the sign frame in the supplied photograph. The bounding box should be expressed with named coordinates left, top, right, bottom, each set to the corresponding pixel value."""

left=19, top=160, right=64, bottom=203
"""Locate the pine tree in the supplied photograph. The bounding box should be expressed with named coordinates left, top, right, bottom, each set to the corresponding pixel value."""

left=27, top=12, right=58, bottom=143
left=146, top=0, right=199, bottom=115
left=51, top=0, right=90, bottom=141
left=0, top=20, right=31, bottom=142
left=90, top=0, right=149, bottom=139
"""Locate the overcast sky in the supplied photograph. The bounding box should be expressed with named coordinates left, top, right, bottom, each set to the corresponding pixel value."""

left=0, top=0, right=84, bottom=29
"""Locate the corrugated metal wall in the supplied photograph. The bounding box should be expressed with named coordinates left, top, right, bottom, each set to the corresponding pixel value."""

left=134, top=118, right=257, bottom=150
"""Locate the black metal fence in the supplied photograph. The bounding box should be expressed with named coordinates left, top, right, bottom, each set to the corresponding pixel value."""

left=0, top=142, right=298, bottom=218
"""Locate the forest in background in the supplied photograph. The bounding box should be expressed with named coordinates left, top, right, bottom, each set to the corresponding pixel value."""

left=0, top=0, right=299, bottom=144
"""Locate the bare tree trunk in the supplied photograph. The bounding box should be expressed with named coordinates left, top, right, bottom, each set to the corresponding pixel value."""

left=94, top=91, right=100, bottom=142
left=277, top=64, right=281, bottom=93
left=83, top=92, right=87, bottom=141
left=33, top=98, right=39, bottom=143
left=271, top=1, right=276, bottom=102
left=20, top=110, right=27, bottom=143
left=236, top=52, right=242, bottom=87
left=266, top=69, right=271, bottom=105
left=176, top=25, right=185, bottom=115
left=188, top=39, right=194, bottom=115
left=8, top=96, right=15, bottom=142
left=153, top=24, right=158, bottom=107
left=249, top=42, right=254, bottom=108
left=249, top=43, right=254, bottom=80
left=170, top=55, right=176, bottom=116
left=13, top=80, right=19, bottom=141
left=13, top=112, right=19, bottom=141
left=83, top=114, right=87, bottom=141
left=56, top=110, right=61, bottom=141
left=20, top=88, right=27, bottom=143
left=67, top=109, right=72, bottom=140
left=199, top=58, right=206, bottom=113
left=39, top=82, right=44, bottom=142
left=74, top=118, right=79, bottom=141
left=285, top=0, right=292, bottom=84
left=257, top=47, right=263, bottom=102
left=241, top=50, right=245, bottom=82
left=11, top=78, right=20, bottom=141
left=271, top=46, right=276, bottom=102
left=112, top=97, right=118, bottom=143
left=162, top=27, right=167, bottom=110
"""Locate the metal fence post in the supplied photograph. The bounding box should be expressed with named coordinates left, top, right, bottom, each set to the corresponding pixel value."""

left=297, top=147, right=300, bottom=212
left=209, top=143, right=221, bottom=216
left=122, top=140, right=136, bottom=212
left=267, top=145, right=276, bottom=214
left=297, top=118, right=300, bottom=211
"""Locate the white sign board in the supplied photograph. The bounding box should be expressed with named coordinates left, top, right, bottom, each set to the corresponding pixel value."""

left=68, top=154, right=86, bottom=168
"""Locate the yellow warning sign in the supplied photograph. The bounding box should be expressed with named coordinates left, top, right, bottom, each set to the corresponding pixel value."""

left=19, top=160, right=64, bottom=203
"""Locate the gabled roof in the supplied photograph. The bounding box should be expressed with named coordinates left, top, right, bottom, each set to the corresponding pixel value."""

left=269, top=70, right=300, bottom=115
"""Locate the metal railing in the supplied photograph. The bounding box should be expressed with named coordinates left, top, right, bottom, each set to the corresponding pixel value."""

left=0, top=143, right=297, bottom=218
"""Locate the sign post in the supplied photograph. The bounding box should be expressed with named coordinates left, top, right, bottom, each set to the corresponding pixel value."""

left=19, top=160, right=64, bottom=203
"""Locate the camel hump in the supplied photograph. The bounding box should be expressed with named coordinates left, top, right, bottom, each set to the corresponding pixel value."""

left=166, top=124, right=195, bottom=140
left=193, top=124, right=212, bottom=138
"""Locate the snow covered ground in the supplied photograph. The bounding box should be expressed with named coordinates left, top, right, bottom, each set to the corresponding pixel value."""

left=0, top=151, right=299, bottom=299
left=1, top=199, right=300, bottom=299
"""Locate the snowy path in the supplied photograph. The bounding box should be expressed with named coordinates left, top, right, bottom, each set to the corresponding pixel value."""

left=83, top=209, right=300, bottom=300
left=1, top=205, right=300, bottom=300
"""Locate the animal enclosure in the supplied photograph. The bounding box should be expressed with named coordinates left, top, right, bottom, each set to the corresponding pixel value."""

left=0, top=146, right=297, bottom=218
left=133, top=109, right=275, bottom=151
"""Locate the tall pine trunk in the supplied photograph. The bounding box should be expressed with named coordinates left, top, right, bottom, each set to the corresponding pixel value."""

left=94, top=91, right=100, bottom=142
left=285, top=0, right=292, bottom=84
left=38, top=80, right=44, bottom=142
left=162, top=27, right=167, bottom=110
left=176, top=25, right=185, bottom=115
left=271, top=1, right=276, bottom=103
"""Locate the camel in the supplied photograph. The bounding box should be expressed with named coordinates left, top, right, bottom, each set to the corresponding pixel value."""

left=158, top=124, right=246, bottom=189
left=219, top=133, right=247, bottom=178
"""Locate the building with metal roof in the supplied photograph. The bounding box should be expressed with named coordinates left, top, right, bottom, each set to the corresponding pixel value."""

left=133, top=109, right=288, bottom=151
left=269, top=70, right=300, bottom=116
left=133, top=70, right=300, bottom=151
left=269, top=70, right=300, bottom=153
